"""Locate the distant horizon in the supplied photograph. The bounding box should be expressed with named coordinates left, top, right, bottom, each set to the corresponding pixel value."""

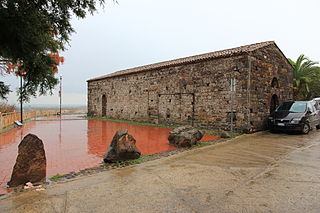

left=13, top=103, right=87, bottom=110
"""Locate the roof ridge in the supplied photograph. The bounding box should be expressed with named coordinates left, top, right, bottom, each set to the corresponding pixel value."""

left=88, top=41, right=275, bottom=82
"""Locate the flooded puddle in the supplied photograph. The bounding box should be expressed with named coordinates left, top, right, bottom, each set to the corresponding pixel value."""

left=0, top=115, right=217, bottom=192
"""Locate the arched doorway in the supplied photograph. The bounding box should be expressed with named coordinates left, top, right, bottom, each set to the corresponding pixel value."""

left=270, top=94, right=279, bottom=113
left=102, top=95, right=107, bottom=117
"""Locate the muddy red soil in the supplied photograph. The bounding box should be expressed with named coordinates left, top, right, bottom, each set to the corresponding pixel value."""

left=0, top=116, right=217, bottom=193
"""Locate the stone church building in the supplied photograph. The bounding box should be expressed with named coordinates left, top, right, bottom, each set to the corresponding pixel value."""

left=87, top=41, right=293, bottom=131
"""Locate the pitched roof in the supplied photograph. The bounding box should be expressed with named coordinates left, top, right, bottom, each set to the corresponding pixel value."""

left=88, top=41, right=275, bottom=82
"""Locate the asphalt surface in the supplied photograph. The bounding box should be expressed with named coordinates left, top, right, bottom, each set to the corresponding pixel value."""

left=1, top=130, right=320, bottom=213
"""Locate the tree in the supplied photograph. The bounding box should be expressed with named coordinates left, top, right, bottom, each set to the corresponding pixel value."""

left=0, top=81, right=10, bottom=100
left=0, top=0, right=106, bottom=100
left=288, top=55, right=320, bottom=100
left=307, top=76, right=320, bottom=99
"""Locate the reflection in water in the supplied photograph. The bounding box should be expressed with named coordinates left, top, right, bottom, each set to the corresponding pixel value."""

left=0, top=117, right=217, bottom=193
left=0, top=122, right=36, bottom=194
left=87, top=120, right=176, bottom=157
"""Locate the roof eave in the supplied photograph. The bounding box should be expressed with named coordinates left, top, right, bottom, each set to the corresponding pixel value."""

left=87, top=52, right=249, bottom=82
left=87, top=41, right=276, bottom=82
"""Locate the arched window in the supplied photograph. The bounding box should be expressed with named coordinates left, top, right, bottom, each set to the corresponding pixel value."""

left=271, top=77, right=279, bottom=88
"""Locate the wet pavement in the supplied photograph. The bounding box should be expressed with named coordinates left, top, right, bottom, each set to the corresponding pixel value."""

left=1, top=130, right=320, bottom=212
left=0, top=115, right=217, bottom=193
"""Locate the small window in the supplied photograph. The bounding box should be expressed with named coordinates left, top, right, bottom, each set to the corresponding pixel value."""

left=228, top=112, right=237, bottom=122
left=271, top=77, right=279, bottom=88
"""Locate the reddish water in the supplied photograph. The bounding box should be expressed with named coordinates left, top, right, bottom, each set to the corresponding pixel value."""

left=0, top=116, right=217, bottom=192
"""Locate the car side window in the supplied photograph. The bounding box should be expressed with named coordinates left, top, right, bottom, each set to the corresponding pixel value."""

left=311, top=101, right=319, bottom=112
left=307, top=103, right=314, bottom=113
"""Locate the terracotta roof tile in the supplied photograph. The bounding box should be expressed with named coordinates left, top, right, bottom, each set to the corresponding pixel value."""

left=88, top=41, right=275, bottom=82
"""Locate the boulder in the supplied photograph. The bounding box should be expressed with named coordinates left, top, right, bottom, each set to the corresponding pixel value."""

left=219, top=130, right=231, bottom=138
left=104, top=130, right=141, bottom=163
left=168, top=126, right=204, bottom=147
left=8, top=134, right=46, bottom=187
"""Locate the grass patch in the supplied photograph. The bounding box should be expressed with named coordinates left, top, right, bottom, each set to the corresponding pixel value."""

left=108, top=161, right=122, bottom=167
left=228, top=131, right=241, bottom=138
left=102, top=156, right=146, bottom=166
left=201, top=129, right=219, bottom=136
left=197, top=141, right=209, bottom=147
left=87, top=117, right=179, bottom=129
left=200, top=128, right=242, bottom=138
left=87, top=117, right=243, bottom=138
left=49, top=174, right=66, bottom=181
left=128, top=157, right=143, bottom=164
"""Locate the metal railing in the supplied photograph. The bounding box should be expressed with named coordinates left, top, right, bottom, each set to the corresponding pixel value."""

left=0, top=110, right=57, bottom=130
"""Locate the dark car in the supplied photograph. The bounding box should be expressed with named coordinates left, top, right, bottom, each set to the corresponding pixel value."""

left=268, top=101, right=320, bottom=134
left=313, top=97, right=320, bottom=108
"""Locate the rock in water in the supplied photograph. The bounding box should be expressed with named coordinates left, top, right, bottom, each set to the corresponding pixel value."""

left=168, top=126, right=204, bottom=147
left=8, top=134, right=46, bottom=187
left=104, top=130, right=141, bottom=163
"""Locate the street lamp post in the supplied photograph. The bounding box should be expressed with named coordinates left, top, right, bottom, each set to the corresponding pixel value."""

left=59, top=75, right=62, bottom=116
left=20, top=75, right=23, bottom=123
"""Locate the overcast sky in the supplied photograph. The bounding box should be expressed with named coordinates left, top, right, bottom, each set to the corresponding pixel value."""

left=3, top=0, right=320, bottom=106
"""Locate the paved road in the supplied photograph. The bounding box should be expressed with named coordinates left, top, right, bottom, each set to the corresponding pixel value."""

left=1, top=131, right=320, bottom=212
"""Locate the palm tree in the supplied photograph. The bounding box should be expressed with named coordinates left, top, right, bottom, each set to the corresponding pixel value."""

left=288, top=55, right=320, bottom=100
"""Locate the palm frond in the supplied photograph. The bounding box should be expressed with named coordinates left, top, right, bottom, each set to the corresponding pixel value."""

left=289, top=54, right=320, bottom=100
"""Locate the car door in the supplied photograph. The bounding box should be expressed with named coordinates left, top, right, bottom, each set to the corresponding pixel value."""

left=313, top=101, right=320, bottom=126
left=307, top=102, right=317, bottom=129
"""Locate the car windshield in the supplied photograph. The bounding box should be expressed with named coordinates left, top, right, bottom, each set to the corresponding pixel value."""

left=275, top=102, right=307, bottom=113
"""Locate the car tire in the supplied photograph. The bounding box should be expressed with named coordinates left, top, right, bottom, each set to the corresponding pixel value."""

left=270, top=128, right=278, bottom=133
left=316, top=123, right=320, bottom=130
left=301, top=123, right=310, bottom=134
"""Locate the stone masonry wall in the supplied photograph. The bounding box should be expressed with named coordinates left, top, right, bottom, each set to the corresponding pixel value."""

left=249, top=46, right=293, bottom=130
left=87, top=44, right=293, bottom=131
left=88, top=55, right=251, bottom=131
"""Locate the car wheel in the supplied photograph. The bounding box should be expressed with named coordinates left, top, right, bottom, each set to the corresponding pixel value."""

left=270, top=128, right=278, bottom=133
left=316, top=123, right=320, bottom=130
left=301, top=123, right=310, bottom=134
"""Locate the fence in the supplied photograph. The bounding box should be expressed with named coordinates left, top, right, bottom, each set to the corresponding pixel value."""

left=0, top=110, right=57, bottom=130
